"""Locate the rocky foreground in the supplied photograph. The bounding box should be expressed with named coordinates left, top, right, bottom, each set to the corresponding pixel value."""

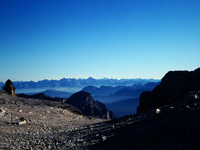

left=0, top=91, right=106, bottom=149
left=1, top=90, right=200, bottom=150
left=1, top=68, right=200, bottom=150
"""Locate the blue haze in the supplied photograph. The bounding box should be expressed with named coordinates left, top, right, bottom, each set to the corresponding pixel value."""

left=0, top=0, right=200, bottom=82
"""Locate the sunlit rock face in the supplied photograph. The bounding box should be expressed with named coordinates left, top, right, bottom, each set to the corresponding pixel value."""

left=3, top=79, right=16, bottom=96
left=137, top=68, right=200, bottom=113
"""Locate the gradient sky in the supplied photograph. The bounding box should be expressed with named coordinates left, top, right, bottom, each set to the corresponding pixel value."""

left=0, top=0, right=200, bottom=82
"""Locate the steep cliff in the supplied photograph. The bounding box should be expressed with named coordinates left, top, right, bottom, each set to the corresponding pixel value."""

left=137, top=68, right=200, bottom=113
left=67, top=91, right=115, bottom=119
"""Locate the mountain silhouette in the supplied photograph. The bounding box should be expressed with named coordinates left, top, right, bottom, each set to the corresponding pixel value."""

left=67, top=91, right=115, bottom=119
left=137, top=68, right=200, bottom=113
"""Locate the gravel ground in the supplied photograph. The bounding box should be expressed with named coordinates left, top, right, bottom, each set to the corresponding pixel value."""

left=2, top=91, right=200, bottom=150
left=0, top=92, right=107, bottom=150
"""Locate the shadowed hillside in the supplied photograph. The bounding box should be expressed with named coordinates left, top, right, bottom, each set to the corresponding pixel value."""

left=137, top=68, right=200, bottom=113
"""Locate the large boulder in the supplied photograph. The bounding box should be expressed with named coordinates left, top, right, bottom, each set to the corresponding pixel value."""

left=3, top=79, right=16, bottom=96
left=137, top=68, right=200, bottom=113
left=67, top=91, right=115, bottom=119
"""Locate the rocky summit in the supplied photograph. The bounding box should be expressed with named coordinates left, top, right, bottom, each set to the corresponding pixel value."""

left=137, top=68, right=200, bottom=113
left=67, top=91, right=115, bottom=119
left=3, top=79, right=16, bottom=96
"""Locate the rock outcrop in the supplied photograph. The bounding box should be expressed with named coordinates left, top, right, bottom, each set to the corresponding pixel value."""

left=67, top=91, right=115, bottom=119
left=17, top=93, right=82, bottom=115
left=137, top=68, right=200, bottom=113
left=3, top=79, right=16, bottom=96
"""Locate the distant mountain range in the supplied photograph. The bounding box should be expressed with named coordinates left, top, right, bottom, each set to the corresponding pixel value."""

left=0, top=77, right=160, bottom=89
left=81, top=82, right=160, bottom=117
left=81, top=85, right=126, bottom=96
left=42, top=89, right=72, bottom=98
left=0, top=78, right=160, bottom=118
left=21, top=82, right=159, bottom=101
left=82, top=82, right=160, bottom=101
left=18, top=81, right=160, bottom=118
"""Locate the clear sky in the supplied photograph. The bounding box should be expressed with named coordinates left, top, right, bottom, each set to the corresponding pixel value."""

left=0, top=0, right=200, bottom=82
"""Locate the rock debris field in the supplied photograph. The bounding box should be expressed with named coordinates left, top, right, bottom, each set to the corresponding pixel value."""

left=1, top=90, right=200, bottom=150
left=0, top=91, right=141, bottom=150
left=0, top=92, right=106, bottom=149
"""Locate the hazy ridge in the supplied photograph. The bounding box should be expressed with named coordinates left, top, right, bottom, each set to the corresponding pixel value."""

left=0, top=78, right=160, bottom=89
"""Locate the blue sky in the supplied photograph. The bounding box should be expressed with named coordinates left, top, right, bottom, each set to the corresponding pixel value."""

left=0, top=0, right=200, bottom=82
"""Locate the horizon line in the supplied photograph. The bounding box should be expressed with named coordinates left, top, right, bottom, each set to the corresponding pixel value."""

left=0, top=77, right=161, bottom=83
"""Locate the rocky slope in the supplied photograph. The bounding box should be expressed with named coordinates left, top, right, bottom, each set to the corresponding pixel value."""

left=17, top=93, right=66, bottom=103
left=18, top=91, right=115, bottom=119
left=92, top=97, right=200, bottom=150
left=137, top=68, right=200, bottom=113
left=90, top=68, right=200, bottom=149
left=67, top=91, right=115, bottom=119
left=0, top=91, right=106, bottom=150
left=1, top=89, right=200, bottom=150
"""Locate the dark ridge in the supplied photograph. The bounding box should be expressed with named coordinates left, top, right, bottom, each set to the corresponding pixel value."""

left=17, top=93, right=66, bottom=103
left=137, top=68, right=200, bottom=113
left=67, top=91, right=115, bottom=119
left=16, top=93, right=82, bottom=115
